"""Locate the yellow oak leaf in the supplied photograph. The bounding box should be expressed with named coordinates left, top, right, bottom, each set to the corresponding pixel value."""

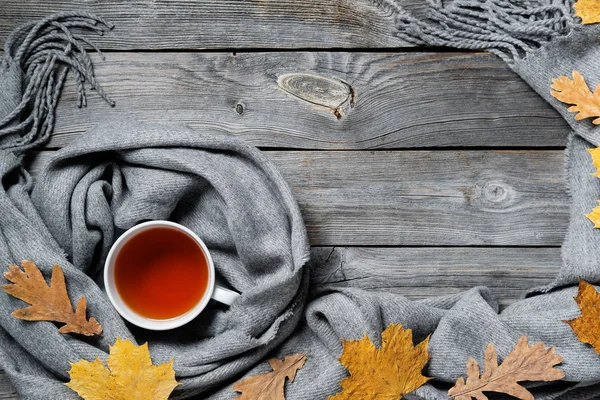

left=551, top=71, right=600, bottom=124
left=233, top=353, right=306, bottom=400
left=585, top=201, right=600, bottom=228
left=329, top=323, right=431, bottom=400
left=575, top=0, right=600, bottom=24
left=565, top=279, right=600, bottom=353
left=448, top=335, right=564, bottom=400
left=588, top=148, right=600, bottom=177
left=66, top=338, right=179, bottom=400
left=2, top=260, right=102, bottom=336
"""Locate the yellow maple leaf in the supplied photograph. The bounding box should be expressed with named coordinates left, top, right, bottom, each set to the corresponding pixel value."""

left=551, top=71, right=600, bottom=124
left=585, top=201, right=600, bottom=228
left=588, top=148, right=600, bottom=177
left=329, top=324, right=431, bottom=400
left=233, top=353, right=307, bottom=400
left=565, top=279, right=600, bottom=354
left=449, top=335, right=564, bottom=400
left=575, top=0, right=600, bottom=24
left=66, top=338, right=179, bottom=400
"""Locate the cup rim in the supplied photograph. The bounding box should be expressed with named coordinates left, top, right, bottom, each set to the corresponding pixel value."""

left=103, top=220, right=216, bottom=331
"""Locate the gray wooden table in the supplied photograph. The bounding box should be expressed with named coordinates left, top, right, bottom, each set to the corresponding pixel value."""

left=0, top=1, right=570, bottom=398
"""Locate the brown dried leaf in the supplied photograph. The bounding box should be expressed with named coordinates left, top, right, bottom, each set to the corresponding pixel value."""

left=329, top=324, right=431, bottom=400
left=233, top=353, right=306, bottom=400
left=2, top=260, right=102, bottom=336
left=66, top=338, right=179, bottom=400
left=551, top=71, right=600, bottom=124
left=575, top=0, right=600, bottom=24
left=565, top=279, right=600, bottom=353
left=448, top=335, right=565, bottom=400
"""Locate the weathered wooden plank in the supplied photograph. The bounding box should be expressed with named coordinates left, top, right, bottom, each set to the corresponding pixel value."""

left=0, top=246, right=562, bottom=399
left=0, top=371, right=16, bottom=399
left=29, top=150, right=568, bottom=246
left=310, top=247, right=561, bottom=308
left=269, top=150, right=568, bottom=246
left=0, top=0, right=423, bottom=50
left=45, top=52, right=568, bottom=149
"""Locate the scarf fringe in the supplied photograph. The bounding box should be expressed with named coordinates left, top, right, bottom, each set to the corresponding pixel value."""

left=385, top=0, right=575, bottom=63
left=0, top=11, right=114, bottom=154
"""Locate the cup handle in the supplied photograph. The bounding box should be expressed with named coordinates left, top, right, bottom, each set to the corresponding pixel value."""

left=212, top=285, right=240, bottom=306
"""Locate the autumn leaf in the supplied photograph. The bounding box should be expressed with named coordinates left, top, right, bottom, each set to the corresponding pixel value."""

left=588, top=148, right=600, bottom=178
left=565, top=279, right=600, bottom=353
left=585, top=201, right=600, bottom=228
left=233, top=353, right=306, bottom=400
left=329, top=324, right=431, bottom=400
left=586, top=149, right=600, bottom=227
left=448, top=335, right=564, bottom=400
left=66, top=337, right=179, bottom=400
left=1, top=260, right=102, bottom=336
left=575, top=0, right=600, bottom=24
left=551, top=71, right=600, bottom=124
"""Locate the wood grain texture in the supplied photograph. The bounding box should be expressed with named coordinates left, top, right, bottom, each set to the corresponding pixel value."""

left=0, top=0, right=422, bottom=50
left=28, top=150, right=568, bottom=246
left=0, top=372, right=16, bottom=399
left=310, top=247, right=561, bottom=308
left=268, top=150, right=568, bottom=246
left=45, top=52, right=568, bottom=149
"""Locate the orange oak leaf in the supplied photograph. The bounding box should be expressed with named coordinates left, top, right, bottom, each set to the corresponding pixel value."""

left=551, top=71, right=600, bottom=124
left=2, top=260, right=102, bottom=336
left=329, top=324, right=431, bottom=400
left=575, top=0, right=600, bottom=24
left=448, top=335, right=565, bottom=400
left=233, top=353, right=306, bottom=400
left=565, top=279, right=600, bottom=353
left=66, top=338, right=179, bottom=400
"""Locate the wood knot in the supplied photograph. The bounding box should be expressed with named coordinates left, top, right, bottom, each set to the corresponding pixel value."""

left=471, top=179, right=516, bottom=210
left=482, top=181, right=510, bottom=203
left=235, top=103, right=244, bottom=115
left=277, top=73, right=356, bottom=119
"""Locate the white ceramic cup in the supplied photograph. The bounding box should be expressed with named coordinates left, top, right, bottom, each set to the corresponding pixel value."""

left=104, top=220, right=239, bottom=330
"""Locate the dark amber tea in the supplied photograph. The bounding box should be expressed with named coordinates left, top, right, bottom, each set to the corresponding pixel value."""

left=114, top=227, right=209, bottom=320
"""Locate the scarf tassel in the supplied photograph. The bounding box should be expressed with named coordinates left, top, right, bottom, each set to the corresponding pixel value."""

left=0, top=11, right=114, bottom=154
left=387, top=0, right=575, bottom=63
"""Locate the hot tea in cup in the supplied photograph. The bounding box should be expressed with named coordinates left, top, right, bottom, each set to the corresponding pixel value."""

left=104, top=221, right=239, bottom=330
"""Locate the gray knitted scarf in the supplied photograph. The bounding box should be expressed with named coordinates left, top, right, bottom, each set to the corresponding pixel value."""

left=0, top=4, right=599, bottom=399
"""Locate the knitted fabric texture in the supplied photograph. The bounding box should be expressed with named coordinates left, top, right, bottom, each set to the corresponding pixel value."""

left=1, top=6, right=600, bottom=400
